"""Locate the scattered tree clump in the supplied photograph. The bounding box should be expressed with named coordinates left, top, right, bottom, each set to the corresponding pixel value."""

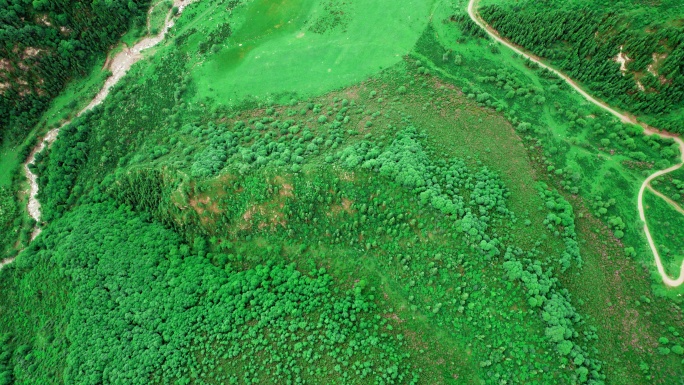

left=6, top=202, right=418, bottom=384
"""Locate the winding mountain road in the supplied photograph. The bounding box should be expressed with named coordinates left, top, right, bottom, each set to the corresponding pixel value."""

left=468, top=0, right=684, bottom=287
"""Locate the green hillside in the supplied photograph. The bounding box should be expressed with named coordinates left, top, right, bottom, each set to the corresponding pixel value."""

left=0, top=0, right=683, bottom=384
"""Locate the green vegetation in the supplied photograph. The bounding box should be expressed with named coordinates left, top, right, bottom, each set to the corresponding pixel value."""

left=0, top=0, right=151, bottom=144
left=425, top=0, right=684, bottom=296
left=2, top=202, right=419, bottom=384
left=1, top=0, right=683, bottom=383
left=149, top=0, right=173, bottom=35
left=33, top=58, right=112, bottom=131
left=651, top=167, right=684, bottom=207
left=644, top=189, right=684, bottom=278
left=0, top=186, right=20, bottom=254
left=186, top=0, right=432, bottom=105
left=0, top=137, right=36, bottom=257
left=0, top=145, right=19, bottom=187
left=479, top=0, right=684, bottom=132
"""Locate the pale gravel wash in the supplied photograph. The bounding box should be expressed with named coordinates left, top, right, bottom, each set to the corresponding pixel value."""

left=83, top=0, right=193, bottom=112
left=0, top=257, right=14, bottom=270
left=25, top=127, right=59, bottom=241
left=1, top=0, right=195, bottom=270
left=468, top=0, right=684, bottom=287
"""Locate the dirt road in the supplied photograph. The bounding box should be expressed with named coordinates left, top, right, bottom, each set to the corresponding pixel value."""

left=467, top=0, right=684, bottom=287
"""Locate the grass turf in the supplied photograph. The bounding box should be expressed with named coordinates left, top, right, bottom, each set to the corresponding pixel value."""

left=643, top=188, right=684, bottom=279
left=189, top=0, right=434, bottom=106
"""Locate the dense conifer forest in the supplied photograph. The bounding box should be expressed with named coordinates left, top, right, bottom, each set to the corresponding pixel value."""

left=480, top=0, right=684, bottom=132
left=0, top=0, right=150, bottom=144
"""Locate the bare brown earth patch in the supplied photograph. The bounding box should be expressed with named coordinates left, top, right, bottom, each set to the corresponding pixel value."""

left=239, top=176, right=296, bottom=231
left=240, top=202, right=287, bottom=231
left=189, top=195, right=221, bottom=215
left=273, top=175, right=294, bottom=197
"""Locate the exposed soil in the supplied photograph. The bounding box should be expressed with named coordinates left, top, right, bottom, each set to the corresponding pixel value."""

left=24, top=127, right=59, bottom=240
left=84, top=0, right=193, bottom=112
left=0, top=257, right=14, bottom=270
left=613, top=45, right=632, bottom=75
left=647, top=52, right=667, bottom=77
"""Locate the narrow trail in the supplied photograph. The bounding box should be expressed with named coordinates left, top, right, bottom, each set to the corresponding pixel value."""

left=647, top=185, right=684, bottom=216
left=638, top=153, right=684, bottom=287
left=0, top=0, right=194, bottom=270
left=468, top=0, right=684, bottom=287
